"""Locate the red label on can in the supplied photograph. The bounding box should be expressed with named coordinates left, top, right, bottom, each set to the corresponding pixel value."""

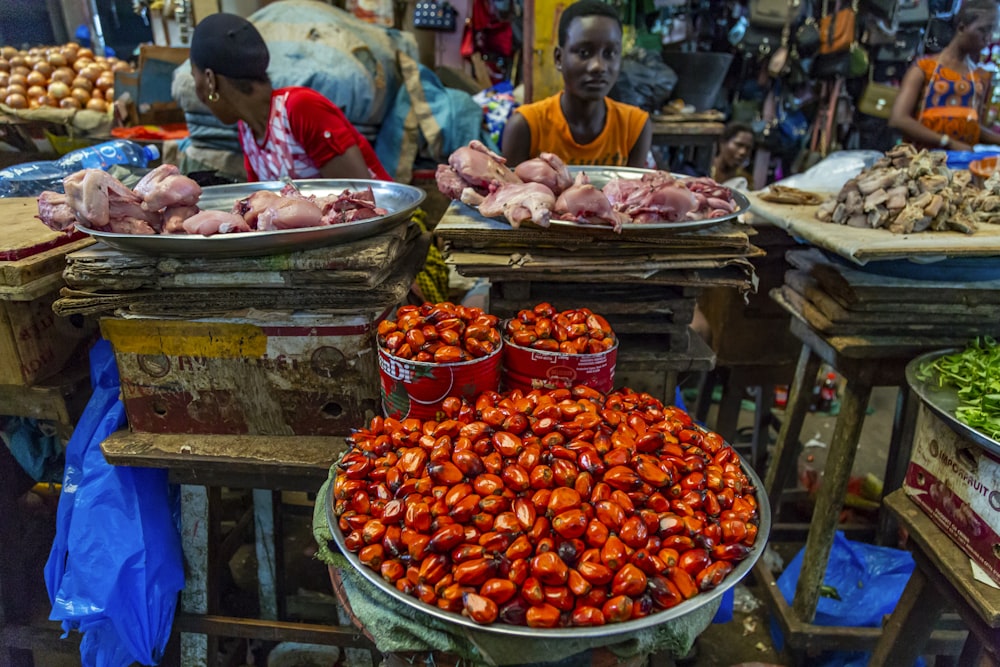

left=501, top=338, right=617, bottom=393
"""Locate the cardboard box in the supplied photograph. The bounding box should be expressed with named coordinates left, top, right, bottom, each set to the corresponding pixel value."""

left=0, top=289, right=97, bottom=386
left=101, top=311, right=387, bottom=436
left=114, top=45, right=190, bottom=126
left=904, top=403, right=1000, bottom=585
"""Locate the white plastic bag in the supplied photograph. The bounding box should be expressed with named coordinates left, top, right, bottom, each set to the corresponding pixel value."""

left=775, top=150, right=884, bottom=194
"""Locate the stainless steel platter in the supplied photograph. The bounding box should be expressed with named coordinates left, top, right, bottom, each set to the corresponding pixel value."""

left=76, top=179, right=425, bottom=258
left=324, top=431, right=770, bottom=639
left=504, top=166, right=749, bottom=234
left=906, top=348, right=1000, bottom=458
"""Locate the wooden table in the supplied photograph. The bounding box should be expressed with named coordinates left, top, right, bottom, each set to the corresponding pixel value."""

left=650, top=119, right=724, bottom=173
left=100, top=430, right=376, bottom=667
left=870, top=491, right=1000, bottom=667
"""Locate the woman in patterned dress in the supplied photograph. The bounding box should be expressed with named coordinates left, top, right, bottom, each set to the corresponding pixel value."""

left=889, top=0, right=1000, bottom=151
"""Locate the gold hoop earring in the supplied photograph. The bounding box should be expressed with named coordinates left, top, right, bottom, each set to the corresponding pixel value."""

left=208, top=91, right=220, bottom=102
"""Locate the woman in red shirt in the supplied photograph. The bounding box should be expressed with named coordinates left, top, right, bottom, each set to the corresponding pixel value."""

left=189, top=13, right=392, bottom=182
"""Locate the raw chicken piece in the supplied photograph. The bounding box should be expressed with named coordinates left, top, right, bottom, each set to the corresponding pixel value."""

left=134, top=164, right=203, bottom=211
left=447, top=140, right=522, bottom=191
left=163, top=205, right=200, bottom=234
left=553, top=172, right=628, bottom=233
left=35, top=191, right=78, bottom=232
left=182, top=210, right=252, bottom=235
left=63, top=169, right=142, bottom=228
left=615, top=181, right=698, bottom=224
left=478, top=182, right=556, bottom=228
left=319, top=187, right=387, bottom=225
left=514, top=153, right=573, bottom=195
left=232, top=190, right=281, bottom=229
left=435, top=164, right=468, bottom=200
left=108, top=198, right=164, bottom=234
left=257, top=198, right=324, bottom=231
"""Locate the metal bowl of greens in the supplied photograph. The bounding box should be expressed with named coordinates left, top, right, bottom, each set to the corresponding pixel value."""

left=906, top=339, right=1000, bottom=457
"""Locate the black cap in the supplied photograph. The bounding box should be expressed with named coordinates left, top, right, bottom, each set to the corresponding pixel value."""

left=190, top=13, right=269, bottom=79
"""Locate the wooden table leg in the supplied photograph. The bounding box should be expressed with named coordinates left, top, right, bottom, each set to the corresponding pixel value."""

left=180, top=485, right=220, bottom=667
left=958, top=633, right=986, bottom=667
left=253, top=489, right=285, bottom=621
left=764, top=345, right=821, bottom=514
left=714, top=367, right=742, bottom=445
left=877, top=387, right=918, bottom=547
left=752, top=384, right=776, bottom=473
left=792, top=367, right=873, bottom=623
left=868, top=567, right=943, bottom=667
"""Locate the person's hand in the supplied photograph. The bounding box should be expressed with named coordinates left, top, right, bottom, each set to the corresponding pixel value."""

left=950, top=139, right=973, bottom=151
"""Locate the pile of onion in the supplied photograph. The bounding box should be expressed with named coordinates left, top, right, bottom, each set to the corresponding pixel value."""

left=0, top=43, right=131, bottom=112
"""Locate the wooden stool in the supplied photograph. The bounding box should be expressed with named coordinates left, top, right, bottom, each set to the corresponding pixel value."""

left=870, top=491, right=1000, bottom=667
left=756, top=316, right=941, bottom=655
left=101, top=431, right=377, bottom=667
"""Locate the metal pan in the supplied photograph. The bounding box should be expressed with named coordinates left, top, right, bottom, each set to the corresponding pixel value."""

left=475, top=166, right=748, bottom=234
left=75, top=179, right=426, bottom=258
left=324, top=430, right=770, bottom=639
left=906, top=348, right=1000, bottom=458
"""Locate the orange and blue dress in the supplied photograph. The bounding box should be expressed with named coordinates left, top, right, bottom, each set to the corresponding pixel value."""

left=916, top=57, right=992, bottom=146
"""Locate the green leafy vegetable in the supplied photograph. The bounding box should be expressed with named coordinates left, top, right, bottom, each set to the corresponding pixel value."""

left=915, top=337, right=1000, bottom=440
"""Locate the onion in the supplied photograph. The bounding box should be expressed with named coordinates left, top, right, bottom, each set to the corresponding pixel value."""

left=95, top=72, right=114, bottom=90
left=0, top=59, right=8, bottom=74
left=5, top=83, right=26, bottom=98
left=90, top=88, right=104, bottom=100
left=33, top=61, right=52, bottom=77
left=72, top=58, right=93, bottom=73
left=71, top=87, right=90, bottom=104
left=71, top=75, right=93, bottom=91
left=77, top=47, right=95, bottom=61
left=47, top=80, right=70, bottom=100
left=26, top=84, right=45, bottom=98
left=0, top=73, right=8, bottom=87
left=37, top=94, right=55, bottom=107
left=111, top=61, right=131, bottom=73
left=7, top=73, right=26, bottom=88
left=80, top=65, right=101, bottom=83
left=26, top=70, right=46, bottom=87
left=86, top=97, right=107, bottom=112
left=8, top=56, right=26, bottom=69
left=48, top=52, right=66, bottom=67
left=0, top=47, right=16, bottom=60
left=50, top=67, right=74, bottom=84
left=59, top=97, right=81, bottom=110
left=4, top=93, right=27, bottom=109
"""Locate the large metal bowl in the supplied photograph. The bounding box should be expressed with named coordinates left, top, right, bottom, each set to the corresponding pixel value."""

left=906, top=348, right=1000, bottom=457
left=76, top=179, right=425, bottom=258
left=324, top=432, right=770, bottom=639
left=537, top=166, right=749, bottom=233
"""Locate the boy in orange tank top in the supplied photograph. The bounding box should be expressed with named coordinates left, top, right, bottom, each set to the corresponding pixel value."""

left=501, top=0, right=652, bottom=168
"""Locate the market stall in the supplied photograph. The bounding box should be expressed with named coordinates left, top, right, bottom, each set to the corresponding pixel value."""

left=746, top=149, right=1000, bottom=662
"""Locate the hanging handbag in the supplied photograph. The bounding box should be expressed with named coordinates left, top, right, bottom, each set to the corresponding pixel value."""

left=895, top=0, right=929, bottom=25
left=736, top=25, right=786, bottom=60
left=818, top=0, right=856, bottom=55
left=751, top=0, right=804, bottom=28
left=860, top=0, right=899, bottom=22
left=858, top=73, right=900, bottom=118
left=413, top=0, right=457, bottom=30
left=849, top=43, right=870, bottom=77
left=795, top=17, right=822, bottom=56
left=924, top=17, right=954, bottom=53
left=875, top=25, right=924, bottom=62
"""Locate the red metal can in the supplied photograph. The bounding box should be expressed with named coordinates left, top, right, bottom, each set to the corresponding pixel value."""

left=501, top=336, right=618, bottom=394
left=378, top=343, right=502, bottom=419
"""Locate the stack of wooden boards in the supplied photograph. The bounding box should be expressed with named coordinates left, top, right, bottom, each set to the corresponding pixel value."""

left=775, top=247, right=1000, bottom=347
left=0, top=198, right=96, bottom=432
left=55, top=222, right=429, bottom=436
left=55, top=223, right=428, bottom=317
left=436, top=201, right=764, bottom=397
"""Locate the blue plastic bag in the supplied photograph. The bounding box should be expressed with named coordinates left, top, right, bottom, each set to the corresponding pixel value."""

left=771, top=531, right=919, bottom=665
left=44, top=339, right=185, bottom=667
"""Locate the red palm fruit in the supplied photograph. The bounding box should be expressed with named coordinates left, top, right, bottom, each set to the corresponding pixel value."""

left=463, top=592, right=499, bottom=624
left=530, top=551, right=569, bottom=585
left=601, top=595, right=634, bottom=624
left=526, top=603, right=561, bottom=628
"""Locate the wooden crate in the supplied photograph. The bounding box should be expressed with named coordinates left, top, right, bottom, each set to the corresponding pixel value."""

left=101, top=310, right=387, bottom=436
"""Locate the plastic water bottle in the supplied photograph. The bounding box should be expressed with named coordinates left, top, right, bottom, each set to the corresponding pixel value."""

left=0, top=139, right=160, bottom=198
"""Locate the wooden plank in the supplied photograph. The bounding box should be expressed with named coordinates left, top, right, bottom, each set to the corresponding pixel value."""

left=0, top=197, right=92, bottom=264
left=747, top=191, right=1000, bottom=264
left=100, top=430, right=347, bottom=481
left=449, top=266, right=754, bottom=291
left=771, top=289, right=996, bottom=357
left=173, top=614, right=375, bottom=650
left=786, top=247, right=1000, bottom=307
left=780, top=284, right=1000, bottom=336
left=886, top=491, right=1000, bottom=628
left=0, top=238, right=94, bottom=290
left=786, top=270, right=1000, bottom=325
left=62, top=223, right=418, bottom=291
left=868, top=567, right=942, bottom=667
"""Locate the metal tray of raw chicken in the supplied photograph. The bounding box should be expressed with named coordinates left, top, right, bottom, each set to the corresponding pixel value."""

left=76, top=179, right=426, bottom=258
left=545, top=166, right=750, bottom=233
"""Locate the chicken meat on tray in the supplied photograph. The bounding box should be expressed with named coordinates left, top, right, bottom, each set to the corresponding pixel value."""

left=34, top=165, right=387, bottom=237
left=435, top=141, right=741, bottom=232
